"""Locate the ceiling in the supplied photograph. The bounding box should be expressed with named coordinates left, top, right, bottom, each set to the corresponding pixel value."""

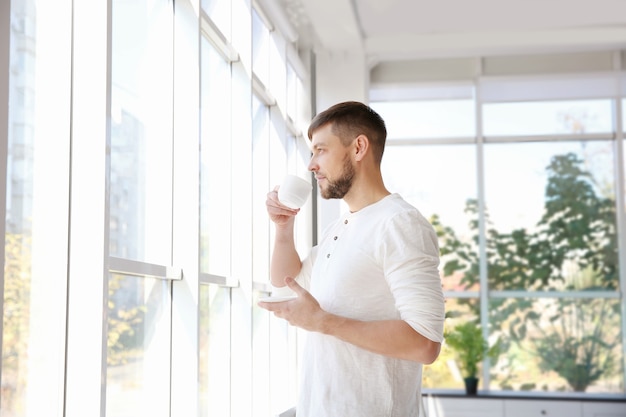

left=277, top=0, right=626, bottom=63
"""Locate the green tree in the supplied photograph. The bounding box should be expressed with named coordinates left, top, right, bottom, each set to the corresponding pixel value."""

left=531, top=296, right=618, bottom=391
left=438, top=152, right=622, bottom=392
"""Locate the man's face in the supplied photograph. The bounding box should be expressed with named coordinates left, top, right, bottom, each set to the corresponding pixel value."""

left=308, top=124, right=356, bottom=200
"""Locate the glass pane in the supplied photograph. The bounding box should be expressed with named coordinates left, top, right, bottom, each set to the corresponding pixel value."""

left=252, top=293, right=271, bottom=417
left=295, top=74, right=308, bottom=134
left=483, top=100, right=613, bottom=136
left=484, top=141, right=618, bottom=291
left=199, top=284, right=231, bottom=416
left=269, top=33, right=286, bottom=106
left=269, top=314, right=296, bottom=414
left=200, top=37, right=232, bottom=277
left=201, top=0, right=231, bottom=41
left=106, top=274, right=171, bottom=417
left=252, top=8, right=270, bottom=88
left=423, top=298, right=479, bottom=389
left=490, top=297, right=623, bottom=393
left=2, top=0, right=70, bottom=415
left=382, top=144, right=477, bottom=292
left=371, top=100, right=476, bottom=139
left=252, top=97, right=270, bottom=283
left=286, top=64, right=297, bottom=123
left=110, top=0, right=173, bottom=264
left=269, top=117, right=289, bottom=198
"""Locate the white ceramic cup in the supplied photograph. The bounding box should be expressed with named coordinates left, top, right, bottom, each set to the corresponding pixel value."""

left=277, top=175, right=311, bottom=209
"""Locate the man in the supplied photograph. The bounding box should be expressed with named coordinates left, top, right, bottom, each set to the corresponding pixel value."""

left=259, top=101, right=445, bottom=417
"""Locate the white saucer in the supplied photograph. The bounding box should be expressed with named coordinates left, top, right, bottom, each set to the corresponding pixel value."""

left=259, top=295, right=297, bottom=303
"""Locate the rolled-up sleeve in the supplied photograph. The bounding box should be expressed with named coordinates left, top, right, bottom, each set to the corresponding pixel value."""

left=382, top=210, right=445, bottom=343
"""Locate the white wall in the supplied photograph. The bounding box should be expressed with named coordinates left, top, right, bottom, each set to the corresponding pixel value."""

left=313, top=49, right=369, bottom=233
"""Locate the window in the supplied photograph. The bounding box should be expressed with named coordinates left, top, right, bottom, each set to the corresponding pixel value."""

left=372, top=99, right=475, bottom=140
left=2, top=0, right=71, bottom=415
left=483, top=100, right=613, bottom=137
left=200, top=36, right=232, bottom=280
left=483, top=140, right=620, bottom=391
left=110, top=0, right=173, bottom=265
left=0, top=0, right=310, bottom=416
left=107, top=0, right=175, bottom=415
left=197, top=3, right=310, bottom=415
left=252, top=95, right=271, bottom=284
left=106, top=274, right=171, bottom=416
left=372, top=76, right=625, bottom=396
left=252, top=8, right=270, bottom=90
left=202, top=0, right=232, bottom=42
left=199, top=284, right=231, bottom=416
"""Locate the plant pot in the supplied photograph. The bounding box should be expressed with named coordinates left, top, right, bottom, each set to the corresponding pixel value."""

left=463, top=377, right=479, bottom=395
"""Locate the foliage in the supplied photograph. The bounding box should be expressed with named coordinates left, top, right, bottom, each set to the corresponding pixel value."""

left=529, top=297, right=619, bottom=392
left=107, top=274, right=147, bottom=366
left=437, top=152, right=622, bottom=392
left=445, top=320, right=489, bottom=378
left=2, top=233, right=32, bottom=409
left=2, top=234, right=146, bottom=375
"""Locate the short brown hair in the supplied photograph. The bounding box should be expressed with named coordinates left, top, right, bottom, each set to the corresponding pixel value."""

left=307, top=101, right=387, bottom=164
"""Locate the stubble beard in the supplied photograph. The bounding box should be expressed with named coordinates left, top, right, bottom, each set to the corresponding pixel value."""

left=320, top=155, right=355, bottom=200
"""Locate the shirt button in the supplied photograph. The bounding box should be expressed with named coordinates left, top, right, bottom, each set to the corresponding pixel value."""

left=333, top=236, right=338, bottom=240
left=326, top=253, right=331, bottom=258
left=344, top=219, right=348, bottom=224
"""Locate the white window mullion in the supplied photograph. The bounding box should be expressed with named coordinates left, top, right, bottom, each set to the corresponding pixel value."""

left=612, top=65, right=626, bottom=392
left=65, top=0, right=110, bottom=416
left=28, top=0, right=73, bottom=415
left=230, top=58, right=254, bottom=417
left=170, top=0, right=200, bottom=416
left=475, top=68, right=491, bottom=390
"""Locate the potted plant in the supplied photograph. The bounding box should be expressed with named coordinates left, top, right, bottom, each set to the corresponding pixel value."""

left=444, top=320, right=498, bottom=395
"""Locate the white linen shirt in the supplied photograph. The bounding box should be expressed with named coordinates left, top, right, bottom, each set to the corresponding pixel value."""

left=294, top=193, right=445, bottom=417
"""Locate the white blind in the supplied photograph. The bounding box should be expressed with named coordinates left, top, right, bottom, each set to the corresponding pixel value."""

left=370, top=82, right=474, bottom=102
left=479, top=72, right=625, bottom=103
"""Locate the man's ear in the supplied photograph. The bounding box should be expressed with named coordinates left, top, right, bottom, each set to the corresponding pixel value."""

left=354, top=134, right=369, bottom=162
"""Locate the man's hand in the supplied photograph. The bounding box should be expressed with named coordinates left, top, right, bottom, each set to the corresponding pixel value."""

left=266, top=186, right=300, bottom=226
left=258, top=277, right=327, bottom=333
left=259, top=278, right=442, bottom=364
